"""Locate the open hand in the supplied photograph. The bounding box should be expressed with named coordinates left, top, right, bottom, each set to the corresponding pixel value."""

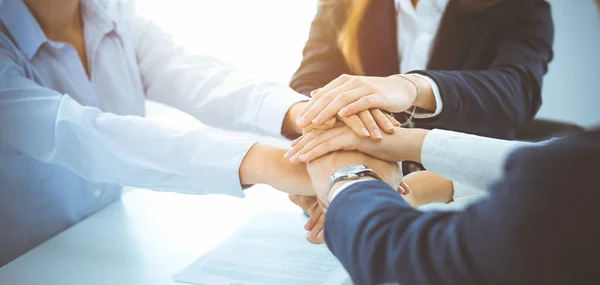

left=288, top=195, right=326, bottom=244
left=295, top=75, right=426, bottom=130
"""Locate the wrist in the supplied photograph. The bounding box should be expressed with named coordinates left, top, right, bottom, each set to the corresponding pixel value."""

left=239, top=143, right=268, bottom=185
left=328, top=177, right=376, bottom=202
left=282, top=101, right=307, bottom=139
left=405, top=74, right=436, bottom=113
left=240, top=143, right=289, bottom=186
left=358, top=128, right=429, bottom=163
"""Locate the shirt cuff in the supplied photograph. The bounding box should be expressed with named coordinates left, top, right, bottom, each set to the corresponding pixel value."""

left=421, top=129, right=530, bottom=191
left=189, top=134, right=258, bottom=198
left=407, top=74, right=443, bottom=119
left=256, top=88, right=308, bottom=138
left=452, top=181, right=486, bottom=199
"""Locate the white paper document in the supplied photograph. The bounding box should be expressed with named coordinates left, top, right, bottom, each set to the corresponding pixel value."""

left=174, top=212, right=352, bottom=285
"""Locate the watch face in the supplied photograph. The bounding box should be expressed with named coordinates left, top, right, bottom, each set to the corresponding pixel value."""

left=333, top=164, right=370, bottom=180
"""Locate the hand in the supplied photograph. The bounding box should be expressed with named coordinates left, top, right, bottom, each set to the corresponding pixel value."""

left=240, top=144, right=314, bottom=195
left=303, top=110, right=401, bottom=140
left=285, top=124, right=429, bottom=164
left=400, top=171, right=454, bottom=207
left=295, top=74, right=436, bottom=129
left=288, top=195, right=326, bottom=244
left=306, top=151, right=403, bottom=203
left=294, top=90, right=401, bottom=140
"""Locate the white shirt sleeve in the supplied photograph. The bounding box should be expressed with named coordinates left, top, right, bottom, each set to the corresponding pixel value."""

left=130, top=17, right=307, bottom=138
left=0, top=49, right=257, bottom=198
left=421, top=129, right=537, bottom=193
left=407, top=74, right=443, bottom=119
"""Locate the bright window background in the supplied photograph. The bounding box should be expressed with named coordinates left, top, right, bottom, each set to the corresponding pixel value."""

left=136, top=0, right=600, bottom=129
left=135, top=0, right=317, bottom=85
left=136, top=0, right=317, bottom=133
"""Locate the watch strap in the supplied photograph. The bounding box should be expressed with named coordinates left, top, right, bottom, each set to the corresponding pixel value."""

left=324, top=169, right=381, bottom=207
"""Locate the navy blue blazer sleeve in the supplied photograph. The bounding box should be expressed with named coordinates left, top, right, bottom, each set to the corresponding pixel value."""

left=324, top=131, right=600, bottom=285
left=411, top=0, right=554, bottom=134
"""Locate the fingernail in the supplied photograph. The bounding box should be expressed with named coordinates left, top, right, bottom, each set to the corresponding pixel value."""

left=386, top=122, right=395, bottom=130
left=313, top=114, right=323, bottom=123
left=290, top=154, right=299, bottom=162
left=362, top=128, right=370, bottom=137
left=297, top=116, right=307, bottom=126
left=374, top=129, right=383, bottom=139
left=309, top=229, right=318, bottom=237
left=306, top=231, right=311, bottom=237
left=338, top=108, right=348, bottom=116
left=304, top=220, right=312, bottom=230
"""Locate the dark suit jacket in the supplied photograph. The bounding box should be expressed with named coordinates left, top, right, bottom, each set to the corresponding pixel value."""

left=324, top=130, right=600, bottom=285
left=290, top=0, right=554, bottom=139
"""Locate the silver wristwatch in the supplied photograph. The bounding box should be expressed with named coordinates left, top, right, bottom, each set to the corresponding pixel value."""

left=324, top=164, right=381, bottom=207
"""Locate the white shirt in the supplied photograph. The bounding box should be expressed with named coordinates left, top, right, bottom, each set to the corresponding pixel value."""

left=395, top=0, right=449, bottom=118
left=331, top=129, right=538, bottom=203
left=0, top=0, right=305, bottom=263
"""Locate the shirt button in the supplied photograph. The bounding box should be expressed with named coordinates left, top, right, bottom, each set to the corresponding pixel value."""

left=93, top=188, right=103, bottom=199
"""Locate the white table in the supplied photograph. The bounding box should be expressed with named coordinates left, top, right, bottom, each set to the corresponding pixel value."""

left=0, top=186, right=308, bottom=285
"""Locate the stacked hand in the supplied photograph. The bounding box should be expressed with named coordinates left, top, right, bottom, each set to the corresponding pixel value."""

left=285, top=75, right=448, bottom=244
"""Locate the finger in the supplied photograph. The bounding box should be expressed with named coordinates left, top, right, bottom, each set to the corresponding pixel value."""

left=297, top=80, right=357, bottom=128
left=371, top=109, right=396, bottom=133
left=397, top=184, right=407, bottom=195
left=307, top=212, right=326, bottom=244
left=339, top=115, right=370, bottom=138
left=305, top=117, right=337, bottom=131
left=311, top=75, right=353, bottom=102
left=358, top=110, right=382, bottom=140
left=296, top=76, right=351, bottom=125
left=299, top=132, right=358, bottom=163
left=300, top=140, right=342, bottom=163
left=399, top=179, right=411, bottom=195
left=285, top=131, right=320, bottom=161
left=304, top=203, right=322, bottom=231
left=386, top=113, right=402, bottom=127
left=295, top=129, right=345, bottom=162
left=338, top=95, right=386, bottom=117
left=296, top=88, right=322, bottom=121
left=313, top=85, right=373, bottom=124
left=290, top=136, right=302, bottom=147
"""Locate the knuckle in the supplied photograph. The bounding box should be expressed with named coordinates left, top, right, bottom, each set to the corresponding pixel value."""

left=324, top=92, right=336, bottom=100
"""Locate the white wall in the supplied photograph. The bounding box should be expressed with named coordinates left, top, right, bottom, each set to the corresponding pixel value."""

left=537, top=0, right=600, bottom=128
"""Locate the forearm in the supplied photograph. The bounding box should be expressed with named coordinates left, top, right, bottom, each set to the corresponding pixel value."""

left=359, top=127, right=429, bottom=163
left=1, top=91, right=259, bottom=195
left=421, top=129, right=534, bottom=190
left=325, top=181, right=477, bottom=285
left=411, top=66, right=542, bottom=136
left=134, top=17, right=307, bottom=138
left=240, top=143, right=314, bottom=196
left=363, top=127, right=533, bottom=191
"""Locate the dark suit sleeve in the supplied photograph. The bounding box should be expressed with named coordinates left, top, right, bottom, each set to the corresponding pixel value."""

left=289, top=2, right=350, bottom=96
left=324, top=131, right=600, bottom=285
left=411, top=0, right=554, bottom=135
